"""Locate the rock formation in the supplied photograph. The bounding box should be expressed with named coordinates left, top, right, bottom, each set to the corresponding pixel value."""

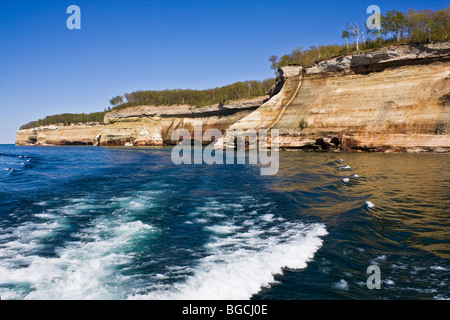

left=16, top=97, right=266, bottom=147
left=215, top=43, right=450, bottom=153
left=15, top=123, right=103, bottom=146
left=16, top=43, right=450, bottom=152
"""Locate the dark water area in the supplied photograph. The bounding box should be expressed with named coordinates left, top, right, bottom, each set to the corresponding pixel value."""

left=0, top=144, right=448, bottom=300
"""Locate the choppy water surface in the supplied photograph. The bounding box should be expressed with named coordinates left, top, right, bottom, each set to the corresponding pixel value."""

left=0, top=145, right=448, bottom=300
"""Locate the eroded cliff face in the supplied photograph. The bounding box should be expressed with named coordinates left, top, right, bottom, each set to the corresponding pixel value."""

left=15, top=123, right=103, bottom=146
left=15, top=97, right=266, bottom=146
left=16, top=43, right=450, bottom=152
left=216, top=43, right=450, bottom=153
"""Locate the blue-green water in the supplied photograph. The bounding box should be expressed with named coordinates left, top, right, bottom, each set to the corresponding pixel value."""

left=0, top=144, right=448, bottom=300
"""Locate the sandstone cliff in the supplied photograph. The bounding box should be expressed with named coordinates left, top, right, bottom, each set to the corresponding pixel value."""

left=15, top=123, right=103, bottom=146
left=216, top=43, right=450, bottom=153
left=15, top=97, right=266, bottom=146
left=16, top=43, right=450, bottom=152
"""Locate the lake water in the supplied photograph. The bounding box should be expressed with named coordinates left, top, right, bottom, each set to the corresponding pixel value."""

left=0, top=144, right=448, bottom=300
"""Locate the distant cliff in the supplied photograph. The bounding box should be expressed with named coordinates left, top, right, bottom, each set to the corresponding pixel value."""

left=15, top=97, right=266, bottom=146
left=16, top=43, right=450, bottom=152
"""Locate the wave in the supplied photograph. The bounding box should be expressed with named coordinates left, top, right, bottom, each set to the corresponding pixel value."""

left=129, top=197, right=327, bottom=300
left=0, top=153, right=29, bottom=158
left=0, top=195, right=159, bottom=300
left=0, top=153, right=33, bottom=177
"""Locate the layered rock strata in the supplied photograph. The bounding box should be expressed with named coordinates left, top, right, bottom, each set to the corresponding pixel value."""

left=215, top=43, right=450, bottom=153
left=16, top=43, right=450, bottom=152
left=16, top=97, right=266, bottom=146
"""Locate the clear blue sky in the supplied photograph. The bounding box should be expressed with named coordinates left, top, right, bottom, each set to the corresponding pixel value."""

left=1, top=0, right=448, bottom=143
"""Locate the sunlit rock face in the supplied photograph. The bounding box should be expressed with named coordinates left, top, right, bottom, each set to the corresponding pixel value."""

left=16, top=43, right=450, bottom=152
left=219, top=43, right=450, bottom=152
left=15, top=97, right=266, bottom=147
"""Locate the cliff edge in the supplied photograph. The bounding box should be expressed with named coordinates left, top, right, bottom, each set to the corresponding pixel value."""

left=16, top=43, right=450, bottom=152
left=15, top=97, right=267, bottom=146
left=215, top=43, right=450, bottom=153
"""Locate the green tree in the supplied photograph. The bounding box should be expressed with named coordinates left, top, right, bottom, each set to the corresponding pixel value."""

left=268, top=55, right=279, bottom=75
left=384, top=9, right=408, bottom=41
left=270, top=7, right=448, bottom=70
left=342, top=30, right=350, bottom=51
left=109, top=96, right=124, bottom=107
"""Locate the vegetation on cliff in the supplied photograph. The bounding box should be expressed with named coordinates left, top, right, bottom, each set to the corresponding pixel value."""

left=19, top=79, right=275, bottom=129
left=112, top=79, right=275, bottom=111
left=19, top=112, right=106, bottom=130
left=271, top=7, right=450, bottom=69
left=20, top=6, right=448, bottom=131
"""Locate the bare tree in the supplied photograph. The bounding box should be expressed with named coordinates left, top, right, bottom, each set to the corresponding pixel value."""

left=346, top=22, right=362, bottom=51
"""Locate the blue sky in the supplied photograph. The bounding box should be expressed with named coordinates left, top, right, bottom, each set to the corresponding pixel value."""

left=1, top=0, right=448, bottom=143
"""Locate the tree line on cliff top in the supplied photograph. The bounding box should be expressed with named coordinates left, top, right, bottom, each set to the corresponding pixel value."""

left=19, top=112, right=107, bottom=130
left=20, top=7, right=449, bottom=130
left=19, top=79, right=275, bottom=129
left=113, top=79, right=276, bottom=111
left=270, top=7, right=450, bottom=70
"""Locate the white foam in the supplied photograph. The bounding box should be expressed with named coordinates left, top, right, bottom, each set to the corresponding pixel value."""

left=128, top=196, right=327, bottom=300
left=130, top=222, right=327, bottom=300
left=128, top=200, right=145, bottom=209
left=369, top=255, right=387, bottom=265
left=206, top=224, right=242, bottom=235
left=342, top=178, right=350, bottom=183
left=340, top=165, right=351, bottom=170
left=10, top=220, right=65, bottom=244
left=194, top=218, right=209, bottom=224
left=260, top=214, right=275, bottom=222
left=431, top=265, right=448, bottom=271
left=1, top=194, right=325, bottom=300
left=0, top=212, right=157, bottom=300
left=333, top=279, right=349, bottom=291
left=365, top=201, right=375, bottom=208
left=433, top=294, right=450, bottom=300
left=209, top=212, right=227, bottom=218
left=34, top=213, right=58, bottom=219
